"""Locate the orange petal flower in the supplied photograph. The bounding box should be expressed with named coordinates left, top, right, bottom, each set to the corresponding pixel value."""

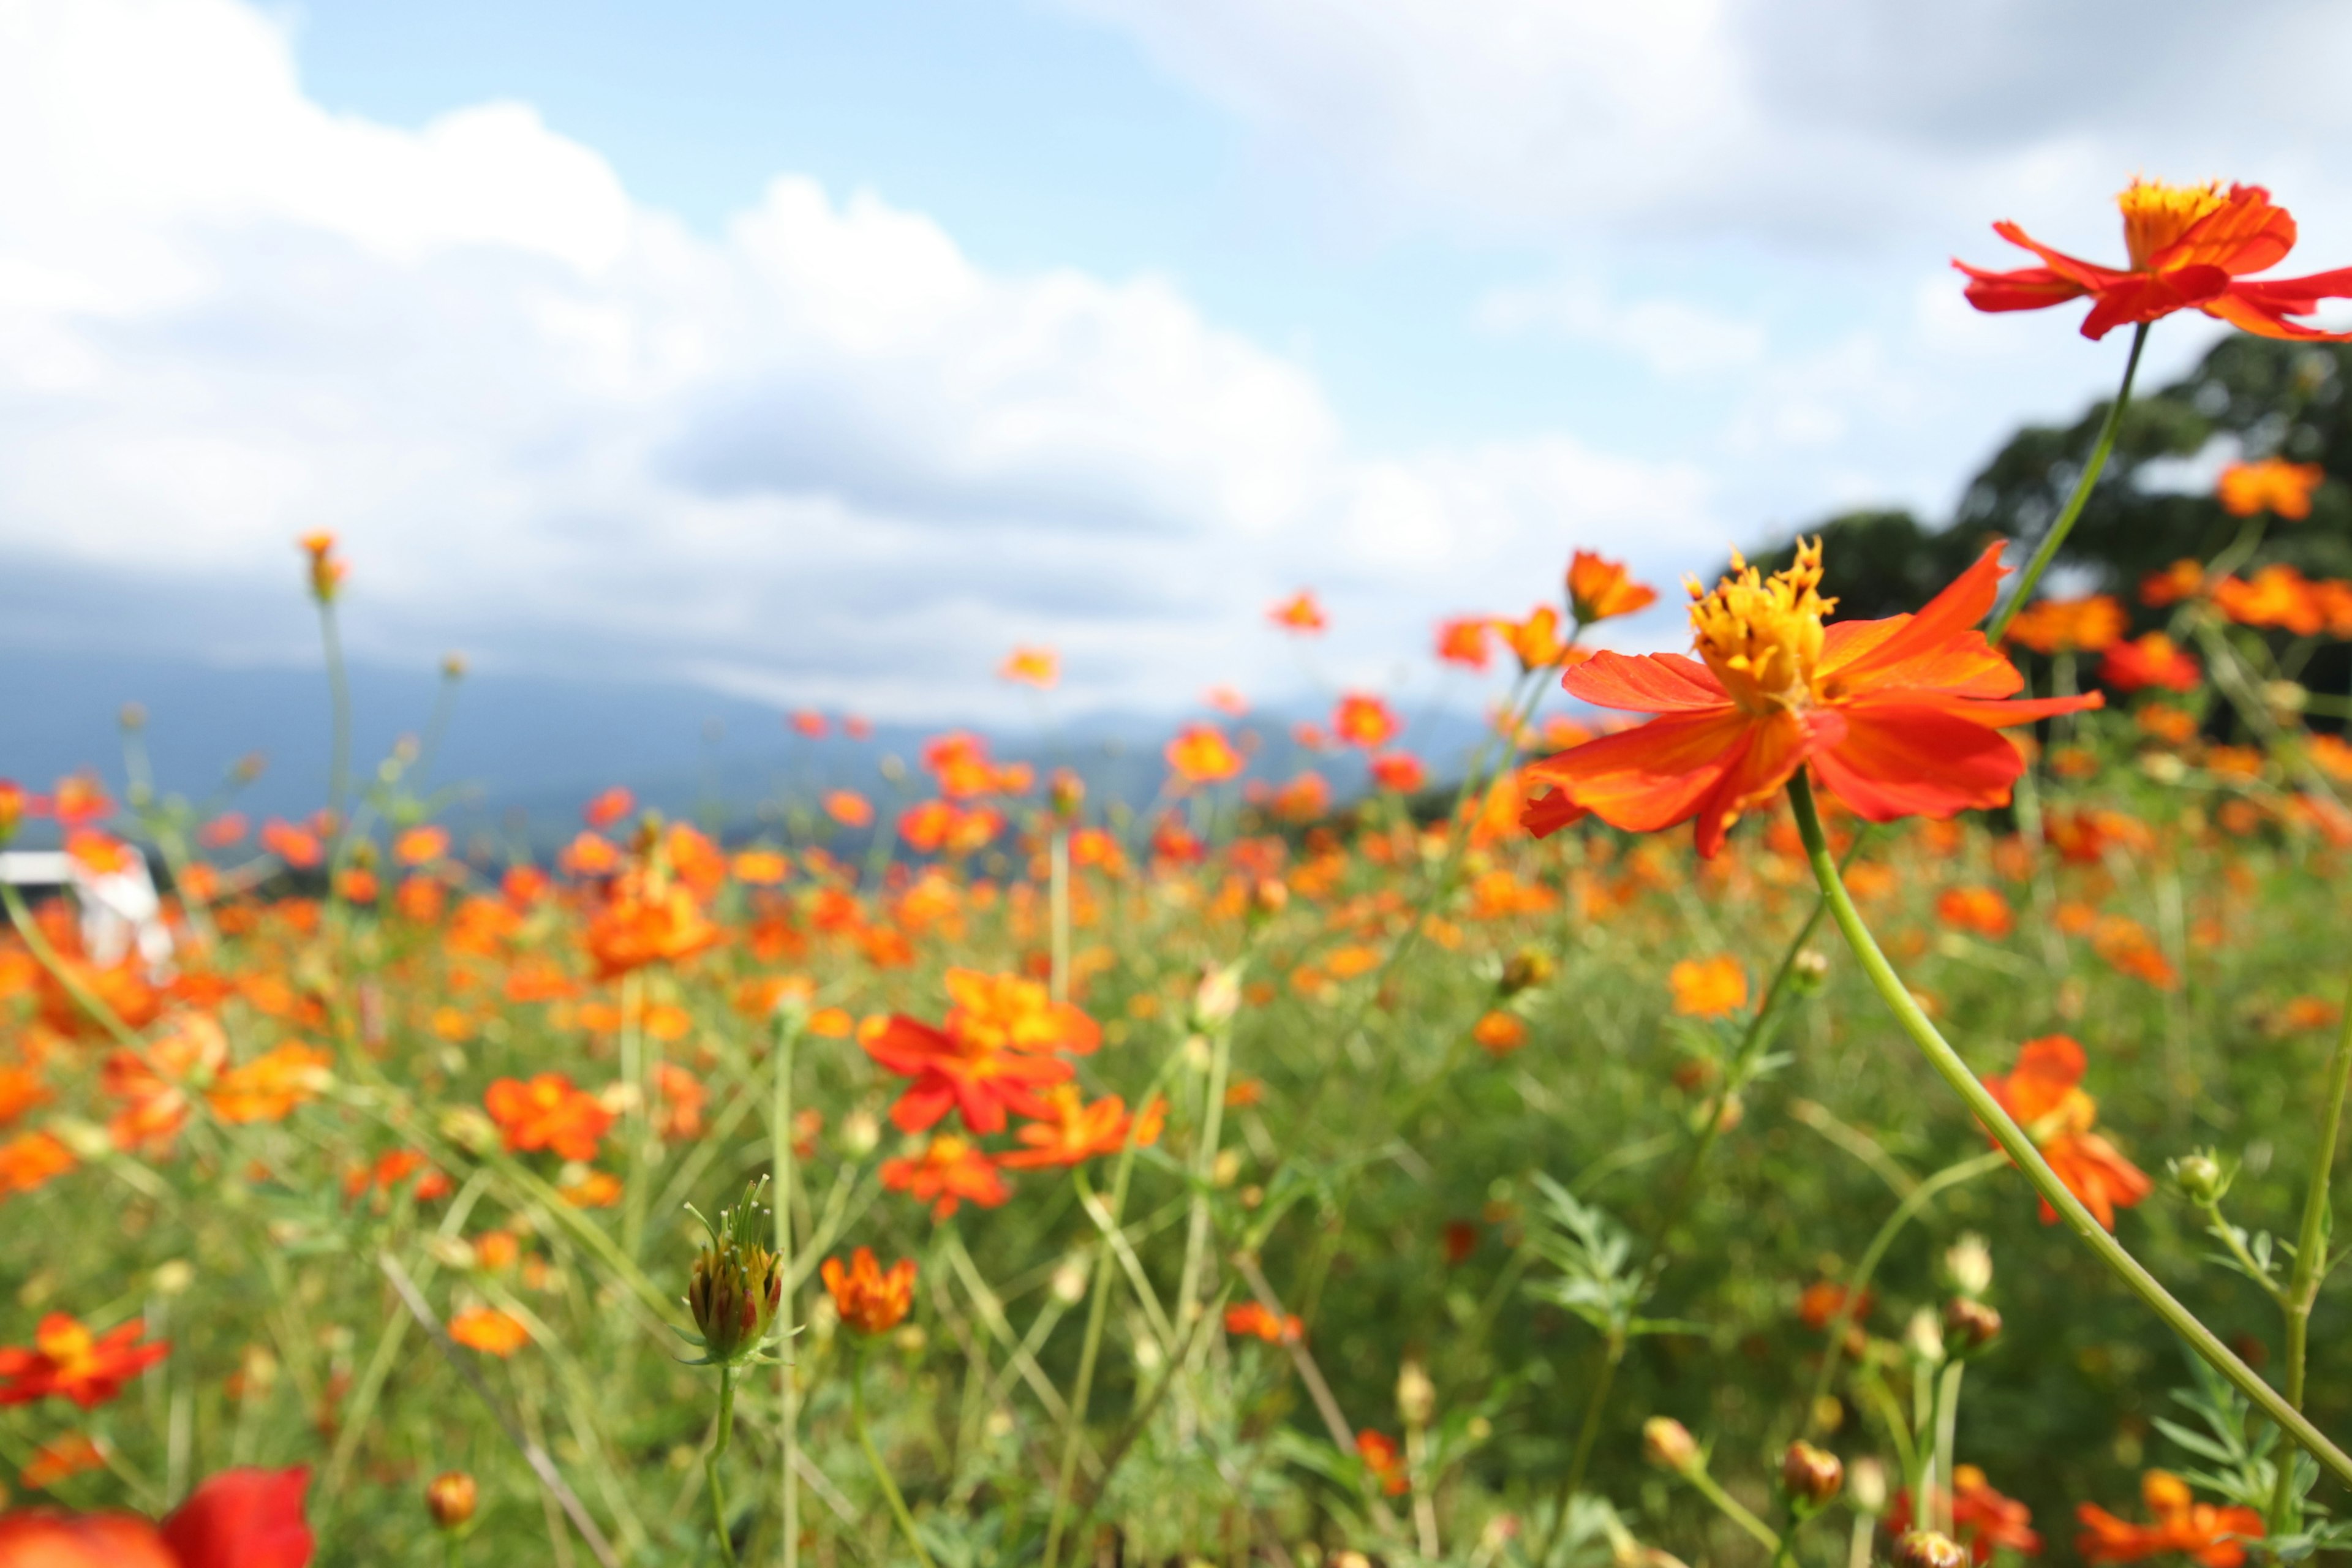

left=1670, top=955, right=1747, bottom=1017
left=2099, top=631, right=2202, bottom=693
left=18, top=1432, right=107, bottom=1491
left=1224, top=1302, right=1302, bottom=1344
left=0, top=1314, right=169, bottom=1409
left=1166, top=723, right=1244, bottom=785
left=2217, top=457, right=2326, bottom=519
left=1369, top=751, right=1427, bottom=793
left=582, top=786, right=635, bottom=829
left=2078, top=1470, right=2264, bottom=1566
left=1355, top=1430, right=1409, bottom=1495
left=205, top=1043, right=331, bottom=1125
left=1936, top=885, right=2014, bottom=940
left=1567, top=549, right=1659, bottom=625
left=2002, top=594, right=2127, bottom=655
left=1435, top=616, right=1493, bottom=671
left=0, top=1130, right=77, bottom=1196
left=584, top=873, right=721, bottom=979
left=1332, top=692, right=1400, bottom=750
left=484, top=1073, right=615, bottom=1162
left=1958, top=179, right=2352, bottom=341
left=447, top=1308, right=529, bottom=1357
left=824, top=790, right=875, bottom=828
left=1521, top=538, right=2101, bottom=858
left=2212, top=563, right=2325, bottom=635
left=1268, top=590, right=1327, bottom=633
left=392, top=826, right=449, bottom=866
left=1982, top=1036, right=2152, bottom=1229
left=1493, top=605, right=1569, bottom=673
left=878, top=1134, right=1011, bottom=1220
left=999, top=1085, right=1166, bottom=1169
left=998, top=646, right=1060, bottom=688
left=788, top=709, right=829, bottom=739
left=0, top=1464, right=313, bottom=1566
left=297, top=530, right=345, bottom=602
left=820, top=1246, right=916, bottom=1335
left=862, top=969, right=1097, bottom=1135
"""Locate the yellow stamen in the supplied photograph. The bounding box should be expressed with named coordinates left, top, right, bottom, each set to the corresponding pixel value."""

left=2116, top=178, right=2226, bottom=270
left=1687, top=537, right=1836, bottom=714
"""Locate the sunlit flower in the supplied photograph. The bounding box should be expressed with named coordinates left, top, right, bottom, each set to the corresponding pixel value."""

left=1567, top=550, right=1659, bottom=625
left=65, top=830, right=136, bottom=876
left=0, top=1314, right=168, bottom=1409
left=584, top=871, right=721, bottom=979
left=2003, top=594, right=2127, bottom=655
left=1355, top=1430, right=1409, bottom=1495
left=1982, top=1036, right=2152, bottom=1229
left=1272, top=772, right=1331, bottom=823
left=1000, top=1085, right=1166, bottom=1168
left=0, top=1464, right=314, bottom=1566
left=731, top=850, right=790, bottom=886
left=1332, top=692, right=1400, bottom=749
left=864, top=968, right=1099, bottom=1134
left=484, top=1073, right=615, bottom=1162
left=298, top=531, right=345, bottom=602
left=821, top=1247, right=916, bottom=1334
left=1959, top=179, right=2352, bottom=341
left=2078, top=1469, right=2264, bottom=1566
left=1796, top=1280, right=1871, bottom=1332
left=1166, top=723, right=1245, bottom=785
left=1268, top=590, right=1327, bottom=633
left=447, top=1308, right=529, bottom=1357
left=260, top=820, right=324, bottom=870
left=2212, top=564, right=2324, bottom=635
left=1205, top=684, right=1251, bottom=716
left=1493, top=606, right=1570, bottom=673
left=1436, top=616, right=1494, bottom=671
left=1670, top=955, right=1748, bottom=1018
left=1522, top=540, right=2100, bottom=857
left=825, top=790, right=876, bottom=829
left=879, top=1134, right=1011, bottom=1219
left=999, top=646, right=1060, bottom=688
left=2217, top=457, right=2325, bottom=519
left=1369, top=752, right=1427, bottom=793
left=2098, top=632, right=2202, bottom=695
left=207, top=1043, right=331, bottom=1124
left=1225, top=1302, right=1302, bottom=1344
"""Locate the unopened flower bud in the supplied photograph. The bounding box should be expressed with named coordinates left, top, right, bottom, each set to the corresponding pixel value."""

left=151, top=1261, right=195, bottom=1298
left=442, top=652, right=469, bottom=680
left=1788, top=949, right=1831, bottom=994
left=1396, top=1359, right=1436, bottom=1427
left=1250, top=877, right=1290, bottom=918
left=2173, top=1150, right=2228, bottom=1205
left=1903, top=1306, right=1945, bottom=1365
left=2265, top=679, right=2309, bottom=714
left=1893, top=1531, right=1967, bottom=1568
left=840, top=1109, right=881, bottom=1158
left=1944, top=1297, right=2002, bottom=1353
left=1642, top=1415, right=1698, bottom=1473
left=119, top=703, right=146, bottom=732
left=1050, top=768, right=1085, bottom=820
left=684, top=1180, right=782, bottom=1366
left=1780, top=1441, right=1842, bottom=1507
left=1847, top=1456, right=1888, bottom=1515
left=1194, top=963, right=1244, bottom=1027
left=1943, top=1234, right=1992, bottom=1298
left=1050, top=1256, right=1090, bottom=1305
left=425, top=1470, right=477, bottom=1530
left=1499, top=949, right=1555, bottom=997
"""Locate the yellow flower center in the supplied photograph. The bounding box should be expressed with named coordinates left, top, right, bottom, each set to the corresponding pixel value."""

left=2117, top=178, right=2226, bottom=270
left=1687, top=538, right=1834, bottom=714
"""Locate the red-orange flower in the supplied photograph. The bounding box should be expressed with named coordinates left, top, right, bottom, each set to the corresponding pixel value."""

left=447, top=1308, right=529, bottom=1357
left=820, top=1247, right=916, bottom=1334
left=19, top=1432, right=106, bottom=1491
left=2078, top=1471, right=2263, bottom=1566
left=2100, top=632, right=2202, bottom=694
left=1225, top=1302, right=1303, bottom=1344
left=2212, top=564, right=2324, bottom=635
left=1000, top=1085, right=1166, bottom=1169
left=999, top=646, right=1060, bottom=688
left=1893, top=1466, right=2041, bottom=1564
left=1937, top=885, right=2014, bottom=940
left=1493, top=605, right=1570, bottom=673
left=1332, top=692, right=1400, bottom=749
left=1436, top=616, right=1493, bottom=671
left=0, top=1314, right=168, bottom=1409
left=584, top=871, right=721, bottom=979
left=298, top=530, right=345, bottom=602
left=865, top=970, right=1099, bottom=1134
left=2003, top=594, right=2127, bottom=656
left=0, top=1464, right=314, bottom=1567
left=1982, top=1036, right=2152, bottom=1229
left=2217, top=458, right=2325, bottom=519
left=879, top=1134, right=1011, bottom=1219
left=1166, top=723, right=1244, bottom=785
left=0, top=1131, right=76, bottom=1196
left=1796, top=1281, right=1871, bottom=1332
left=1355, top=1430, right=1409, bottom=1495
left=1959, top=179, right=2352, bottom=342
left=825, top=790, right=875, bottom=828
left=1521, top=540, right=2100, bottom=858
left=1268, top=590, right=1327, bottom=633
left=583, top=786, right=635, bottom=829
left=1567, top=550, right=1659, bottom=625
left=1369, top=751, right=1427, bottom=793
left=2141, top=559, right=2207, bottom=608
left=789, top=709, right=829, bottom=739
left=206, top=1043, right=331, bottom=1124
left=484, top=1073, right=615, bottom=1162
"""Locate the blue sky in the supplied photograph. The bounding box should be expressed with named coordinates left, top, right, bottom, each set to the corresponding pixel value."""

left=6, top=0, right=2350, bottom=724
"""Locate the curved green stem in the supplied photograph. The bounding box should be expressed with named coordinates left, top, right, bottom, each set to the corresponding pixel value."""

left=1044, top=1170, right=1118, bottom=1568
left=2267, top=970, right=2352, bottom=1531
left=1985, top=321, right=2149, bottom=643
left=852, top=1348, right=936, bottom=1568
left=707, top=1365, right=739, bottom=1567
left=1786, top=771, right=2352, bottom=1488
left=1686, top=1463, right=1781, bottom=1553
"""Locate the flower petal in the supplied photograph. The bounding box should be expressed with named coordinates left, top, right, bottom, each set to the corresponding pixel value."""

left=1811, top=701, right=2025, bottom=821
left=2080, top=265, right=2230, bottom=339
left=2153, top=184, right=2296, bottom=277
left=1819, top=541, right=2013, bottom=692
left=1559, top=650, right=1725, bottom=713
left=1521, top=706, right=1754, bottom=834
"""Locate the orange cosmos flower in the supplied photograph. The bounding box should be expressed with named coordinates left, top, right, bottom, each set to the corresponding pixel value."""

left=1436, top=616, right=1493, bottom=671
left=0, top=1315, right=169, bottom=1409
left=18, top=1432, right=107, bottom=1492
left=584, top=872, right=720, bottom=979
left=260, top=820, right=323, bottom=870
left=1567, top=550, right=1659, bottom=625
left=731, top=849, right=789, bottom=886
left=582, top=786, right=635, bottom=829
left=2212, top=564, right=2324, bottom=635
left=864, top=968, right=1099, bottom=1134
left=1355, top=1431, right=1409, bottom=1495
left=824, top=790, right=875, bottom=828
left=1493, top=605, right=1570, bottom=672
left=206, top=1043, right=331, bottom=1124
left=64, top=829, right=136, bottom=877
left=1000, top=1085, right=1166, bottom=1169
left=820, top=1247, right=916, bottom=1334
left=789, top=709, right=829, bottom=739
left=0, top=1131, right=77, bottom=1196
left=1166, top=723, right=1244, bottom=785
left=2100, top=632, right=2201, bottom=693
left=1471, top=1011, right=1528, bottom=1056
left=2003, top=594, right=2127, bottom=655
left=484, top=1073, right=615, bottom=1162
left=1520, top=539, right=2100, bottom=858
left=1982, top=1035, right=2152, bottom=1229
left=0, top=779, right=23, bottom=843
left=2218, top=457, right=2326, bottom=519
left=1225, top=1302, right=1303, bottom=1344
left=1892, top=1466, right=2041, bottom=1563
left=392, top=826, right=449, bottom=866
left=999, top=646, right=1060, bottom=688
left=1669, top=955, right=1747, bottom=1018
left=2141, top=559, right=2207, bottom=608
left=196, top=812, right=246, bottom=849
left=33, top=772, right=114, bottom=828
left=1936, top=884, right=2014, bottom=940
left=1958, top=179, right=2352, bottom=342
left=297, top=531, right=345, bottom=602
left=1268, top=590, right=1327, bottom=633
left=1332, top=693, right=1400, bottom=749
left=1796, top=1281, right=1872, bottom=1332
left=879, top=1134, right=1011, bottom=1219
left=0, top=1062, right=49, bottom=1129
left=2078, top=1470, right=2264, bottom=1567
left=447, top=1308, right=529, bottom=1357
left=1369, top=751, right=1427, bottom=793
left=0, top=1464, right=315, bottom=1566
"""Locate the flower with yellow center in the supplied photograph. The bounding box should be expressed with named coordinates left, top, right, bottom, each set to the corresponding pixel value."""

left=1686, top=539, right=1835, bottom=714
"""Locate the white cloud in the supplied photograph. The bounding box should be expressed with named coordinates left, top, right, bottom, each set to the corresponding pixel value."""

left=0, top=0, right=1720, bottom=720
left=1475, top=277, right=1766, bottom=377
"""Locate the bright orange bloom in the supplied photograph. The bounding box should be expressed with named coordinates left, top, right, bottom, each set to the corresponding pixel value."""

left=1268, top=590, right=1327, bottom=633
left=999, top=646, right=1060, bottom=688
left=196, top=812, right=247, bottom=848
left=820, top=1247, right=916, bottom=1334
left=1471, top=1010, right=1528, bottom=1056
left=0, top=1131, right=76, bottom=1196
left=788, top=709, right=829, bottom=739
left=1982, top=1036, right=2152, bottom=1229
left=1369, top=752, right=1427, bottom=793
left=1436, top=616, right=1493, bottom=671
left=484, top=1073, right=615, bottom=1162
left=557, top=832, right=622, bottom=878
left=1166, top=723, right=1244, bottom=785
left=447, top=1308, right=529, bottom=1357
left=1959, top=179, right=2352, bottom=341
left=1522, top=540, right=2100, bottom=857
left=1000, top=1085, right=1166, bottom=1169
left=1272, top=771, right=1331, bottom=823
left=64, top=829, right=136, bottom=876
left=2217, top=458, right=2324, bottom=519
left=2100, top=632, right=2202, bottom=693
left=1796, top=1281, right=1871, bottom=1332
left=0, top=1316, right=168, bottom=1409
left=558, top=1170, right=623, bottom=1208
left=34, top=772, right=115, bottom=828
left=1567, top=550, right=1659, bottom=625
left=206, top=1043, right=330, bottom=1124
left=2212, top=564, right=2324, bottom=635
left=824, top=790, right=875, bottom=828
left=584, top=871, right=721, bottom=979
left=1355, top=1431, right=1409, bottom=1496
left=1493, top=605, right=1570, bottom=672
left=0, top=780, right=26, bottom=842
left=0, top=1062, right=49, bottom=1129
left=260, top=820, right=323, bottom=870
left=19, top=1432, right=107, bottom=1491
left=731, top=850, right=790, bottom=886
left=298, top=530, right=345, bottom=601
left=583, top=786, right=635, bottom=829
left=2078, top=1470, right=2264, bottom=1566
left=879, top=1134, right=1011, bottom=1219
left=392, top=826, right=449, bottom=866
left=1893, top=1465, right=2041, bottom=1563
left=1225, top=1302, right=1303, bottom=1344
left=0, top=1464, right=314, bottom=1566
left=2003, top=594, right=2127, bottom=655
left=1670, top=955, right=1747, bottom=1018
left=1332, top=692, right=1400, bottom=749
left=863, top=968, right=1099, bottom=1134
left=1937, top=886, right=2014, bottom=940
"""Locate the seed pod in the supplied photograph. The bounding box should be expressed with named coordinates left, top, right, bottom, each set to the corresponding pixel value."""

left=1779, top=1441, right=1842, bottom=1507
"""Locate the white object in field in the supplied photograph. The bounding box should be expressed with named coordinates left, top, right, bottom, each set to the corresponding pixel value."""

left=0, top=846, right=175, bottom=973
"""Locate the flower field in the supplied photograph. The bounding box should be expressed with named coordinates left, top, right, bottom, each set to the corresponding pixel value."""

left=10, top=179, right=2352, bottom=1568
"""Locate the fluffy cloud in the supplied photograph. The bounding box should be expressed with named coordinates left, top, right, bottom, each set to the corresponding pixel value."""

left=0, top=0, right=1713, bottom=720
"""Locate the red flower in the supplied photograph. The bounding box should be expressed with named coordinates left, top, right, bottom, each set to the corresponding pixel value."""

left=483, top=1073, right=615, bottom=1162
left=1369, top=752, right=1427, bottom=793
left=1522, top=539, right=2098, bottom=858
left=2099, top=633, right=2201, bottom=694
left=1983, top=1036, right=2153, bottom=1230
left=1332, top=692, right=1400, bottom=749
left=1892, top=1465, right=2040, bottom=1563
left=1958, top=179, right=2352, bottom=342
left=862, top=969, right=1099, bottom=1134
left=2078, top=1471, right=2263, bottom=1567
left=1166, top=724, right=1245, bottom=785
left=1000, top=1085, right=1166, bottom=1169
left=0, top=1466, right=312, bottom=1568
left=879, top=1135, right=1011, bottom=1220
left=1355, top=1430, right=1409, bottom=1495
left=1268, top=590, right=1327, bottom=633
left=0, top=1314, right=168, bottom=1409
left=1225, top=1303, right=1303, bottom=1344
left=1435, top=616, right=1493, bottom=671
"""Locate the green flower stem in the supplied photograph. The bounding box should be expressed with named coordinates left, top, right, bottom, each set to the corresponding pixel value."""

left=707, top=1364, right=739, bottom=1567
left=1985, top=321, right=2150, bottom=644
left=1044, top=1168, right=1122, bottom=1568
left=1786, top=771, right=2352, bottom=1488
left=853, top=1346, right=937, bottom=1568
left=1686, top=1463, right=1781, bottom=1553
left=1049, top=826, right=1071, bottom=1005
left=772, top=1008, right=804, bottom=1568
left=1931, top=1360, right=1964, bottom=1536
left=2267, top=970, right=2352, bottom=1531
